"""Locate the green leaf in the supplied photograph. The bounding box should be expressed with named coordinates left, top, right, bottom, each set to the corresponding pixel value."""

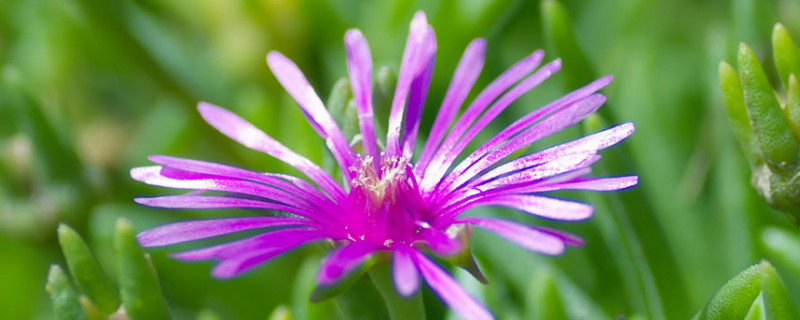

left=366, top=260, right=425, bottom=320
left=341, top=99, right=360, bottom=146
left=114, top=218, right=171, bottom=320
left=738, top=43, right=799, bottom=167
left=762, top=227, right=800, bottom=281
left=57, top=224, right=120, bottom=315
left=697, top=263, right=762, bottom=320
left=786, top=74, right=800, bottom=139
left=46, top=265, right=87, bottom=320
left=745, top=295, right=766, bottom=320
left=326, top=77, right=352, bottom=128
left=759, top=261, right=800, bottom=320
left=772, top=23, right=800, bottom=91
left=719, top=61, right=761, bottom=165
left=696, top=260, right=799, bottom=320
left=540, top=0, right=595, bottom=91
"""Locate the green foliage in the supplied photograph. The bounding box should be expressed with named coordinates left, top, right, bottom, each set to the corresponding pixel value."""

left=49, top=220, right=172, bottom=320
left=720, top=25, right=800, bottom=224
left=695, top=261, right=799, bottom=320
left=114, top=219, right=172, bottom=320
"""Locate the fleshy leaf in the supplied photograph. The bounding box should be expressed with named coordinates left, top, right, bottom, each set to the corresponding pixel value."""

left=696, top=263, right=762, bottom=319
left=759, top=261, right=800, bottom=319
left=719, top=61, right=761, bottom=165
left=786, top=75, right=800, bottom=140
left=772, top=23, right=800, bottom=91
left=695, top=260, right=799, bottom=320
left=46, top=265, right=87, bottom=320
left=114, top=219, right=171, bottom=320
left=738, top=43, right=799, bottom=167
left=58, top=224, right=120, bottom=314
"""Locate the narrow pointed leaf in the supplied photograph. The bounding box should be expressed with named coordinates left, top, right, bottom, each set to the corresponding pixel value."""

left=327, top=78, right=352, bottom=125
left=719, top=61, right=761, bottom=165
left=696, top=263, right=762, bottom=320
left=787, top=75, right=800, bottom=139
left=759, top=261, right=800, bottom=320
left=744, top=295, right=766, bottom=320
left=114, top=219, right=171, bottom=320
left=58, top=224, right=120, bottom=314
left=772, top=23, right=800, bottom=90
left=46, top=265, right=87, bottom=320
left=738, top=43, right=799, bottom=167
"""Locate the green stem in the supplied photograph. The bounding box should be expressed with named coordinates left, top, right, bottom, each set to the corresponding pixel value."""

left=368, top=262, right=426, bottom=320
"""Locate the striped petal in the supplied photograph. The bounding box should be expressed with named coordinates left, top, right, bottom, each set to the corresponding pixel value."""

left=412, top=251, right=494, bottom=320
left=137, top=217, right=311, bottom=247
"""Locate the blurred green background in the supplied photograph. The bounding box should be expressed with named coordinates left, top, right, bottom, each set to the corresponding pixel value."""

left=4, top=0, right=800, bottom=319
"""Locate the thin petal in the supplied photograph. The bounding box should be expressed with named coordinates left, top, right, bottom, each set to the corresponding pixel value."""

left=344, top=29, right=380, bottom=165
left=137, top=217, right=311, bottom=247
left=173, top=228, right=323, bottom=262
left=402, top=53, right=435, bottom=158
left=472, top=123, right=634, bottom=185
left=411, top=251, right=494, bottom=320
left=317, top=241, right=379, bottom=285
left=148, top=155, right=335, bottom=208
left=420, top=58, right=559, bottom=190
left=206, top=230, right=325, bottom=278
left=266, top=52, right=356, bottom=181
left=133, top=195, right=337, bottom=227
left=392, top=246, right=420, bottom=296
left=520, top=175, right=639, bottom=193
left=459, top=217, right=566, bottom=255
left=197, top=102, right=346, bottom=202
left=437, top=193, right=594, bottom=223
left=441, top=94, right=606, bottom=196
left=131, top=166, right=334, bottom=222
left=386, top=11, right=436, bottom=158
left=421, top=49, right=544, bottom=182
left=416, top=38, right=486, bottom=175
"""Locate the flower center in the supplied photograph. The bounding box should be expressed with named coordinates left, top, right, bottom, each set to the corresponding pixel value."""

left=351, top=156, right=411, bottom=206
left=346, top=156, right=426, bottom=245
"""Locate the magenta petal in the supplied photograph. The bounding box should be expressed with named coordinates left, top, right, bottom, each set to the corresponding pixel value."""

left=522, top=175, right=640, bottom=193
left=416, top=38, right=486, bottom=176
left=402, top=54, right=435, bottom=158
left=148, top=155, right=335, bottom=208
left=266, top=52, right=356, bottom=183
left=460, top=217, right=566, bottom=255
left=197, top=102, right=346, bottom=202
left=412, top=251, right=494, bottom=320
left=477, top=195, right=593, bottom=221
left=207, top=230, right=324, bottom=278
left=137, top=217, right=311, bottom=247
left=421, top=49, right=544, bottom=187
left=317, top=241, right=379, bottom=285
left=417, top=228, right=462, bottom=256
left=386, top=11, right=436, bottom=158
left=392, top=246, right=420, bottom=296
left=344, top=29, right=380, bottom=165
left=173, top=228, right=323, bottom=262
left=133, top=195, right=335, bottom=226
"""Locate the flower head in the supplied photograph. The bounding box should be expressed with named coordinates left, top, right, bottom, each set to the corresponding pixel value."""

left=132, top=11, right=637, bottom=320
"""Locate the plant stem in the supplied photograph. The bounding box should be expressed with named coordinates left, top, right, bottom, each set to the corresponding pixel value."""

left=368, top=261, right=426, bottom=320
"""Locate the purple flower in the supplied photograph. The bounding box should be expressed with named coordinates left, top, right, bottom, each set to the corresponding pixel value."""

left=132, top=11, right=636, bottom=320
